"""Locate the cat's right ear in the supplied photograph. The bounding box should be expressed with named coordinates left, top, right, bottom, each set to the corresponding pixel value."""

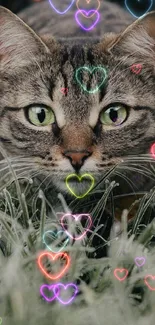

left=0, top=6, right=50, bottom=70
left=108, top=11, right=155, bottom=62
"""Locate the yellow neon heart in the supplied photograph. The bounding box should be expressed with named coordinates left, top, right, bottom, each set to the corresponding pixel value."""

left=65, top=173, right=95, bottom=199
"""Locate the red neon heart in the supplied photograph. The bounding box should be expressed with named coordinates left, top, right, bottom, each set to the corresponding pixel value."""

left=114, top=268, right=128, bottom=281
left=60, top=88, right=68, bottom=95
left=37, top=251, right=71, bottom=280
left=130, top=64, right=142, bottom=75
left=61, top=213, right=92, bottom=240
left=144, top=275, right=155, bottom=291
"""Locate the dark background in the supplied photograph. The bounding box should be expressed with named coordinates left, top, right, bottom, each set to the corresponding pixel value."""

left=1, top=0, right=155, bottom=14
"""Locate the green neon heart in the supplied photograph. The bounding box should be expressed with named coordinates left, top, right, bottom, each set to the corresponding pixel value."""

left=43, top=230, right=69, bottom=253
left=75, top=66, right=107, bottom=94
left=0, top=318, right=2, bottom=325
left=65, top=173, right=95, bottom=199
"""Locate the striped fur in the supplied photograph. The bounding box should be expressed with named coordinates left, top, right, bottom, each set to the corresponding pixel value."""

left=0, top=4, right=155, bottom=196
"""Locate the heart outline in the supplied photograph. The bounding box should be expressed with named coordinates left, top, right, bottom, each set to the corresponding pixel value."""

left=53, top=283, right=78, bottom=305
left=65, top=173, right=95, bottom=199
left=75, top=66, right=107, bottom=94
left=134, top=256, right=146, bottom=267
left=40, top=284, right=57, bottom=302
left=125, top=0, right=153, bottom=18
left=61, top=213, right=92, bottom=240
left=114, top=268, right=128, bottom=282
left=144, top=275, right=155, bottom=291
left=37, top=251, right=71, bottom=280
left=130, top=64, right=142, bottom=75
left=60, top=88, right=68, bottom=95
left=48, top=0, right=75, bottom=14
left=43, top=230, right=70, bottom=253
left=76, top=0, right=101, bottom=18
left=75, top=10, right=100, bottom=31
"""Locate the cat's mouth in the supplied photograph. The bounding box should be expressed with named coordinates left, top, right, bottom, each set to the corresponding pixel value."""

left=54, top=173, right=96, bottom=196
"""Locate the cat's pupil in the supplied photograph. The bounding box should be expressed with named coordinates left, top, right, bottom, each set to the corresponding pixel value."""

left=37, top=108, right=45, bottom=123
left=109, top=108, right=118, bottom=122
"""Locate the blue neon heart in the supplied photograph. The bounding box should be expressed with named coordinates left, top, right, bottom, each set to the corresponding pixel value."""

left=43, top=230, right=69, bottom=253
left=125, top=0, right=153, bottom=18
left=48, top=0, right=75, bottom=15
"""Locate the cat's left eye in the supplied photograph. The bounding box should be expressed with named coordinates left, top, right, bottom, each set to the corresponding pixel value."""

left=26, top=106, right=55, bottom=126
left=100, top=105, right=128, bottom=126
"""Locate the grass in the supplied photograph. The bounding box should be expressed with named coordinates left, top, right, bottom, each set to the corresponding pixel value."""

left=0, top=152, right=155, bottom=325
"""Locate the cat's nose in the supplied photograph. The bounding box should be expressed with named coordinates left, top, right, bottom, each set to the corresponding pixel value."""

left=62, top=149, right=92, bottom=172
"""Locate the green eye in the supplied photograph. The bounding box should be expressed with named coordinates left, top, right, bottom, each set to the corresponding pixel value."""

left=100, top=105, right=127, bottom=126
left=27, top=106, right=55, bottom=126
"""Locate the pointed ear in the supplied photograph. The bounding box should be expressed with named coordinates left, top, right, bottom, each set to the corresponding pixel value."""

left=0, top=6, right=50, bottom=70
left=109, top=11, right=155, bottom=61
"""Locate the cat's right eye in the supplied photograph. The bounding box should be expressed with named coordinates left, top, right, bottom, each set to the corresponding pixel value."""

left=100, top=105, right=128, bottom=126
left=26, top=105, right=55, bottom=126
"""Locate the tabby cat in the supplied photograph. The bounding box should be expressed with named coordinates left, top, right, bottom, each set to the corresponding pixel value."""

left=0, top=0, right=155, bottom=200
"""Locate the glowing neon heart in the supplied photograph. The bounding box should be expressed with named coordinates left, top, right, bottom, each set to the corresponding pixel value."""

left=75, top=10, right=100, bottom=31
left=53, top=283, right=78, bottom=305
left=60, top=88, right=68, bottom=95
left=114, top=268, right=128, bottom=282
left=49, top=0, right=75, bottom=14
left=135, top=257, right=146, bottom=267
left=0, top=318, right=2, bottom=325
left=75, top=66, right=107, bottom=94
left=40, top=284, right=57, bottom=302
left=43, top=230, right=70, bottom=253
left=76, top=0, right=100, bottom=18
left=61, top=213, right=92, bottom=240
left=150, top=143, right=155, bottom=158
left=65, top=173, right=95, bottom=199
left=130, top=64, right=142, bottom=75
left=144, top=275, right=155, bottom=291
left=37, top=251, right=71, bottom=280
left=125, top=0, right=153, bottom=18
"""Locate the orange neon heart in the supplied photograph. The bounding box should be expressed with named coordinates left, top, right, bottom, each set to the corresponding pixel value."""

left=76, top=0, right=100, bottom=18
left=37, top=251, right=71, bottom=280
left=114, top=268, right=128, bottom=282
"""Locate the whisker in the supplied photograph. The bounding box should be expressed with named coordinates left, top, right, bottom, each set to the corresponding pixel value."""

left=33, top=172, right=52, bottom=196
left=114, top=170, right=137, bottom=195
left=117, top=165, right=155, bottom=182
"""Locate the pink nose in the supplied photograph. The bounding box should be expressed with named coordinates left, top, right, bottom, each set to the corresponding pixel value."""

left=62, top=150, right=92, bottom=171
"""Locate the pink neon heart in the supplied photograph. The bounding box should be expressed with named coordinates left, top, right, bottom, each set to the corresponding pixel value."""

left=53, top=283, right=78, bottom=305
left=144, top=275, right=155, bottom=291
left=60, top=88, right=68, bottom=95
left=114, top=268, right=128, bottom=282
left=75, top=10, right=100, bottom=31
left=61, top=213, right=92, bottom=240
left=130, top=64, right=142, bottom=75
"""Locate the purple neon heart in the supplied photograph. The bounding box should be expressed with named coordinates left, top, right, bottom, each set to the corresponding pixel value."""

left=40, top=284, right=57, bottom=302
left=49, top=0, right=75, bottom=14
left=75, top=10, right=100, bottom=31
left=135, top=257, right=146, bottom=267
left=53, top=283, right=78, bottom=305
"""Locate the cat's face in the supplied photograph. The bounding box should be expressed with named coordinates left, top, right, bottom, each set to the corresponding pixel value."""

left=1, top=7, right=155, bottom=193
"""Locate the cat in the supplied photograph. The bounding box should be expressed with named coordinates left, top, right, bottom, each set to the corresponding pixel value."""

left=0, top=1, right=155, bottom=200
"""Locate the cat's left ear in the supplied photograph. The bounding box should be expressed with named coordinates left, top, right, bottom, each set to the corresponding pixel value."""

left=0, top=6, right=51, bottom=70
left=109, top=11, right=155, bottom=60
